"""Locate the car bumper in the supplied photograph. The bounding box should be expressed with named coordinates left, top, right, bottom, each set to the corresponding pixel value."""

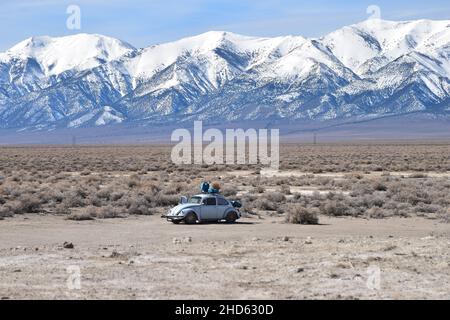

left=166, top=215, right=184, bottom=222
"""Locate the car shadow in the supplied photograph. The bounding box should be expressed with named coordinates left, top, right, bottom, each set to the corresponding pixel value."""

left=197, top=221, right=258, bottom=225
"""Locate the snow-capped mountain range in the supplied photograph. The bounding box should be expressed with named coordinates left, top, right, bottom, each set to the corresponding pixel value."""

left=1, top=19, right=450, bottom=130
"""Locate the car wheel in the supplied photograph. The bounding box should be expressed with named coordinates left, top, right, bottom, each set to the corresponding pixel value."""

left=225, top=211, right=238, bottom=223
left=184, top=212, right=198, bottom=225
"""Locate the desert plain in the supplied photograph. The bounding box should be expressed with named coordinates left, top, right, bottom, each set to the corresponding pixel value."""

left=0, top=144, right=449, bottom=299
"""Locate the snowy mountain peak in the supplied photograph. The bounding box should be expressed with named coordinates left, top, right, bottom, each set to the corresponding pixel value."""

left=322, top=19, right=450, bottom=75
left=3, top=33, right=135, bottom=76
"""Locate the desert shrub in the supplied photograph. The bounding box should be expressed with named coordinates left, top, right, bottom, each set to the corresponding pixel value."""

left=61, top=194, right=85, bottom=208
left=410, top=173, right=428, bottom=178
left=280, top=185, right=291, bottom=195
left=276, top=206, right=285, bottom=214
left=253, top=198, right=276, bottom=211
left=96, top=189, right=111, bottom=200
left=127, top=197, right=151, bottom=215
left=152, top=193, right=179, bottom=207
left=0, top=205, right=14, bottom=218
left=6, top=195, right=42, bottom=214
left=41, top=188, right=64, bottom=204
left=221, top=186, right=237, bottom=197
left=368, top=194, right=385, bottom=207
left=346, top=173, right=364, bottom=180
left=89, top=195, right=104, bottom=207
left=320, top=200, right=349, bottom=216
left=164, top=183, right=183, bottom=195
left=241, top=203, right=257, bottom=215
left=93, top=205, right=123, bottom=219
left=250, top=186, right=265, bottom=194
left=54, top=203, right=71, bottom=215
left=10, top=174, right=22, bottom=182
left=67, top=205, right=97, bottom=220
left=373, top=181, right=387, bottom=191
left=383, top=200, right=400, bottom=211
left=240, top=192, right=256, bottom=200
left=366, top=207, right=385, bottom=219
left=127, top=178, right=140, bottom=188
left=350, top=183, right=373, bottom=196
left=414, top=203, right=441, bottom=214
left=391, top=187, right=431, bottom=206
left=392, top=203, right=413, bottom=217
left=67, top=211, right=94, bottom=221
left=440, top=207, right=450, bottom=223
left=285, top=205, right=319, bottom=225
left=265, top=192, right=286, bottom=203
left=66, top=205, right=122, bottom=220
left=111, top=191, right=124, bottom=202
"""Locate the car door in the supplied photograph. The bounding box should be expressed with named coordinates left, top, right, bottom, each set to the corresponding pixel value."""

left=216, top=197, right=230, bottom=220
left=201, top=197, right=217, bottom=220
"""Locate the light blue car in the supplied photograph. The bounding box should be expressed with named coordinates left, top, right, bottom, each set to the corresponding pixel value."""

left=164, top=194, right=242, bottom=224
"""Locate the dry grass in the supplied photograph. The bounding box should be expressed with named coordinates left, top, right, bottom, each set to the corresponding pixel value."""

left=0, top=144, right=448, bottom=222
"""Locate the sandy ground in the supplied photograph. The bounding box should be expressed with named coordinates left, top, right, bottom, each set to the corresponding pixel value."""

left=230, top=169, right=450, bottom=179
left=0, top=214, right=449, bottom=300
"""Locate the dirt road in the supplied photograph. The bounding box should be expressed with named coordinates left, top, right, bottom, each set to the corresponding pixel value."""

left=0, top=215, right=449, bottom=300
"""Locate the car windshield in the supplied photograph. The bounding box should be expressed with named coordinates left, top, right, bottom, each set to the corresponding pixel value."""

left=188, top=196, right=202, bottom=204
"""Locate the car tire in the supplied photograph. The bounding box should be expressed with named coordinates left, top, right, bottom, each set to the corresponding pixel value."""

left=184, top=212, right=198, bottom=225
left=225, top=211, right=238, bottom=223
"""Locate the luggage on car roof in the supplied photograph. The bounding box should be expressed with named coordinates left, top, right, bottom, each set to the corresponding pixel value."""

left=208, top=188, right=219, bottom=194
left=200, top=182, right=210, bottom=193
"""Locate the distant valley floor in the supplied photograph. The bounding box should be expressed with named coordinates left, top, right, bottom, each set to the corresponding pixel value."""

left=0, top=113, right=449, bottom=145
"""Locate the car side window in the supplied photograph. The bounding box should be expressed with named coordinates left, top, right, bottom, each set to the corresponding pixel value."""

left=203, top=198, right=216, bottom=206
left=217, top=198, right=228, bottom=205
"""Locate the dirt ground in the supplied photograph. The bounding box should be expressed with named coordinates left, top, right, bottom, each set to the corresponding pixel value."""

left=1, top=214, right=449, bottom=300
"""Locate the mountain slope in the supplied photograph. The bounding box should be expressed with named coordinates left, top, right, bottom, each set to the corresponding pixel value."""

left=0, top=34, right=135, bottom=104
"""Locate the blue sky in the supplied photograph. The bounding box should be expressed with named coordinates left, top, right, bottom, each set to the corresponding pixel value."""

left=1, top=0, right=450, bottom=51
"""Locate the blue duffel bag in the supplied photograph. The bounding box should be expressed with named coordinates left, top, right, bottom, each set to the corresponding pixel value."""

left=200, top=182, right=210, bottom=193
left=208, top=188, right=219, bottom=194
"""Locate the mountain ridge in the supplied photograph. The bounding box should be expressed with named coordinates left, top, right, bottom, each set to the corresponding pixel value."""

left=1, top=19, right=450, bottom=130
